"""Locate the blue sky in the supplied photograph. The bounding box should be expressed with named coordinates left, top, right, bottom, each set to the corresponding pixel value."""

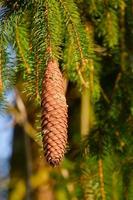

left=0, top=89, right=16, bottom=160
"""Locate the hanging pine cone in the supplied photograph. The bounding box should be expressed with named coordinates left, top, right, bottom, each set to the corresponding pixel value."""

left=41, top=59, right=68, bottom=167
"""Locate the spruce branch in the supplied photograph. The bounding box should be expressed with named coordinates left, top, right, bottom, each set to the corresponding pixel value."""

left=23, top=46, right=42, bottom=102
left=103, top=151, right=124, bottom=200
left=15, top=21, right=31, bottom=74
left=34, top=55, right=40, bottom=100
left=0, top=35, right=7, bottom=91
left=0, top=47, right=3, bottom=92
left=100, top=86, right=110, bottom=104
left=98, top=159, right=106, bottom=200
left=59, top=0, right=86, bottom=58
left=59, top=0, right=93, bottom=87
left=0, top=26, right=5, bottom=93
left=80, top=156, right=101, bottom=200
left=44, top=0, right=53, bottom=59
left=76, top=64, right=89, bottom=88
left=97, top=9, right=119, bottom=48
left=44, top=0, right=63, bottom=60
left=105, top=10, right=119, bottom=48
left=31, top=1, right=46, bottom=61
left=119, top=1, right=127, bottom=71
left=89, top=59, right=94, bottom=93
left=31, top=0, right=63, bottom=61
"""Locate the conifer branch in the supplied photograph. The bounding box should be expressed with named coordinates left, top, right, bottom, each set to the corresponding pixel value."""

left=76, top=65, right=88, bottom=88
left=15, top=23, right=31, bottom=74
left=59, top=0, right=91, bottom=86
left=98, top=159, right=106, bottom=200
left=35, top=55, right=40, bottom=100
left=98, top=8, right=119, bottom=48
left=44, top=0, right=63, bottom=60
left=100, top=86, right=110, bottom=104
left=59, top=0, right=86, bottom=63
left=120, top=1, right=126, bottom=71
left=110, top=2, right=126, bottom=98
left=44, top=0, right=52, bottom=59
left=0, top=48, right=3, bottom=92
left=105, top=11, right=119, bottom=48
left=89, top=59, right=94, bottom=98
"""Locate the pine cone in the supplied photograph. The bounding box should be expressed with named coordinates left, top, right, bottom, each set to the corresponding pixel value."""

left=41, top=60, right=68, bottom=167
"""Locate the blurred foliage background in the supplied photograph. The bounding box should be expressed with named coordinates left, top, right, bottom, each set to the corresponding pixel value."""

left=0, top=0, right=133, bottom=199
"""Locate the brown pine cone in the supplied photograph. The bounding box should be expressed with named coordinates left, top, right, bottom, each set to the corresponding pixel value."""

left=41, top=59, right=68, bottom=167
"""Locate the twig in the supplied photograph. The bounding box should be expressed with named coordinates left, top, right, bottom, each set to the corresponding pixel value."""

left=100, top=86, right=110, bottom=104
